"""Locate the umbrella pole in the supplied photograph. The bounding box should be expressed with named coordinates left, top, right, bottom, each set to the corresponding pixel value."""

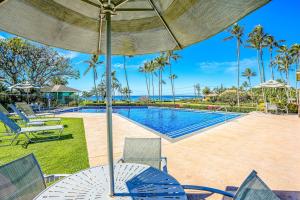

left=105, top=10, right=115, bottom=196
left=27, top=90, right=29, bottom=104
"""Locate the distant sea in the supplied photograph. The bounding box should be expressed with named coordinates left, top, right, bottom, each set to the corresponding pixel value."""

left=87, top=95, right=197, bottom=102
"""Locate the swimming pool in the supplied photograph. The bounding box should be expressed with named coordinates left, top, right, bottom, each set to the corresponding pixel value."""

left=72, top=106, right=241, bottom=140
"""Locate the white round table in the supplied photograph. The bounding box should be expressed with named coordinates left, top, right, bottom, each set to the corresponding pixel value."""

left=34, top=163, right=187, bottom=200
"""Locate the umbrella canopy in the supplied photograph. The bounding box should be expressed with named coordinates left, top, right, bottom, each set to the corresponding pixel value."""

left=0, top=0, right=269, bottom=55
left=8, top=81, right=41, bottom=103
left=8, top=81, right=41, bottom=90
left=0, top=0, right=270, bottom=196
left=254, top=80, right=291, bottom=89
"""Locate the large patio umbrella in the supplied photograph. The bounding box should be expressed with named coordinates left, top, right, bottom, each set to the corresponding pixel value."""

left=254, top=79, right=291, bottom=89
left=0, top=0, right=270, bottom=196
left=8, top=81, right=41, bottom=103
left=254, top=80, right=291, bottom=110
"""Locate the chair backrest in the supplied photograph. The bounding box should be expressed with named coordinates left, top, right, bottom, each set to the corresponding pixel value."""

left=16, top=102, right=35, bottom=116
left=8, top=104, right=29, bottom=123
left=0, top=112, right=21, bottom=133
left=234, top=170, right=280, bottom=200
left=0, top=104, right=9, bottom=115
left=0, top=154, right=46, bottom=200
left=266, top=103, right=277, bottom=111
left=123, top=137, right=162, bottom=169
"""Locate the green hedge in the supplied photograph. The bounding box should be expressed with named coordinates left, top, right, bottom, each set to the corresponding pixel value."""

left=80, top=101, right=257, bottom=113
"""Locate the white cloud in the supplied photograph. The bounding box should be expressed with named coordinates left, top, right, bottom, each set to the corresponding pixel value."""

left=59, top=51, right=79, bottom=59
left=0, top=35, right=6, bottom=40
left=113, top=60, right=147, bottom=71
left=113, top=63, right=123, bottom=69
left=197, top=58, right=257, bottom=73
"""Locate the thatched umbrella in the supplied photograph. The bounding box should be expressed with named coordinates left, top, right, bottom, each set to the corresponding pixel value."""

left=0, top=0, right=270, bottom=195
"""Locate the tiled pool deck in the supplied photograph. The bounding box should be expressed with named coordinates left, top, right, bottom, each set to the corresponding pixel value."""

left=58, top=111, right=300, bottom=200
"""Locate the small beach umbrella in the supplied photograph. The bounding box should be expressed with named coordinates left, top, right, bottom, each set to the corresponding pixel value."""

left=0, top=0, right=270, bottom=196
left=9, top=81, right=41, bottom=103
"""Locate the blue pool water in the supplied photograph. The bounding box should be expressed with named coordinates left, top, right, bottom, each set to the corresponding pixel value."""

left=74, top=106, right=241, bottom=140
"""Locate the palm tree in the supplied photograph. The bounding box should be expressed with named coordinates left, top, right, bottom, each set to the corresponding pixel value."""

left=277, top=45, right=293, bottom=85
left=111, top=70, right=120, bottom=101
left=224, top=23, right=244, bottom=107
left=247, top=25, right=268, bottom=83
left=290, top=44, right=300, bottom=103
left=123, top=55, right=132, bottom=102
left=166, top=50, right=181, bottom=105
left=242, top=68, right=256, bottom=87
left=139, top=62, right=150, bottom=98
left=290, top=44, right=300, bottom=70
left=169, top=74, right=178, bottom=105
left=155, top=54, right=168, bottom=102
left=97, top=81, right=106, bottom=100
left=122, top=87, right=132, bottom=101
left=275, top=46, right=293, bottom=102
left=148, top=60, right=157, bottom=99
left=84, top=54, right=103, bottom=102
left=265, top=35, right=284, bottom=80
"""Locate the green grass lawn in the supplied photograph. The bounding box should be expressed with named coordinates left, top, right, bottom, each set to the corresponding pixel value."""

left=0, top=118, right=89, bottom=174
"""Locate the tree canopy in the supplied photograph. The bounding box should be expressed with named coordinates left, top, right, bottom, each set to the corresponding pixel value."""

left=0, top=37, right=79, bottom=86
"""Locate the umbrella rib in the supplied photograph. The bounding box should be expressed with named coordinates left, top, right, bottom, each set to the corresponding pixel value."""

left=115, top=0, right=130, bottom=8
left=147, top=0, right=182, bottom=49
left=80, top=0, right=101, bottom=8
left=97, top=13, right=104, bottom=54
left=116, top=8, right=154, bottom=11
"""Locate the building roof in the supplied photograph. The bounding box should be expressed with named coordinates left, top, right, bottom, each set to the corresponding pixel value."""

left=41, top=85, right=80, bottom=93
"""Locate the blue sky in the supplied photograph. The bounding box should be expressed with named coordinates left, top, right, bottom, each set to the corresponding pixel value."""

left=0, top=0, right=299, bottom=95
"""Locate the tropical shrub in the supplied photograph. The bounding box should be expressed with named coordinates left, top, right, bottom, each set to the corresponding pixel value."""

left=218, top=90, right=238, bottom=106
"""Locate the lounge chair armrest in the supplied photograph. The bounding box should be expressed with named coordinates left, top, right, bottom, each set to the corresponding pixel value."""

left=117, top=158, right=125, bottom=163
left=161, top=157, right=168, bottom=173
left=182, top=185, right=235, bottom=198
left=44, top=174, right=70, bottom=184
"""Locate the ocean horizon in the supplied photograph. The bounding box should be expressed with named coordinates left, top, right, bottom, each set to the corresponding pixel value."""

left=87, top=95, right=200, bottom=102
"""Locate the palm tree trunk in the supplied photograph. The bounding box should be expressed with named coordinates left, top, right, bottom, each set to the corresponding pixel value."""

left=160, top=69, right=163, bottom=102
left=123, top=56, right=130, bottom=102
left=94, top=74, right=98, bottom=102
left=144, top=73, right=150, bottom=98
left=286, top=69, right=291, bottom=102
left=236, top=40, right=240, bottom=107
left=168, top=57, right=176, bottom=106
left=296, top=57, right=299, bottom=104
left=171, top=77, right=176, bottom=106
left=269, top=50, right=274, bottom=80
left=259, top=47, right=266, bottom=82
left=257, top=50, right=263, bottom=83
left=257, top=50, right=266, bottom=111
left=151, top=72, right=154, bottom=100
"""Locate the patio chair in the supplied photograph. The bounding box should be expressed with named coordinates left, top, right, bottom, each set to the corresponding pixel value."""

left=0, top=153, right=69, bottom=200
left=8, top=104, right=61, bottom=126
left=0, top=103, right=13, bottom=116
left=16, top=102, right=55, bottom=118
left=119, top=137, right=168, bottom=173
left=183, top=170, right=281, bottom=200
left=0, top=112, right=63, bottom=145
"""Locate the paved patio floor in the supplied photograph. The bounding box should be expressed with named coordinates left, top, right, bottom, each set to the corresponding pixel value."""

left=59, top=112, right=300, bottom=200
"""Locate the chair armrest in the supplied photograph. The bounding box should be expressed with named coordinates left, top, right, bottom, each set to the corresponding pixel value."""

left=117, top=158, right=124, bottom=163
left=182, top=185, right=234, bottom=198
left=44, top=174, right=70, bottom=184
left=161, top=157, right=168, bottom=173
